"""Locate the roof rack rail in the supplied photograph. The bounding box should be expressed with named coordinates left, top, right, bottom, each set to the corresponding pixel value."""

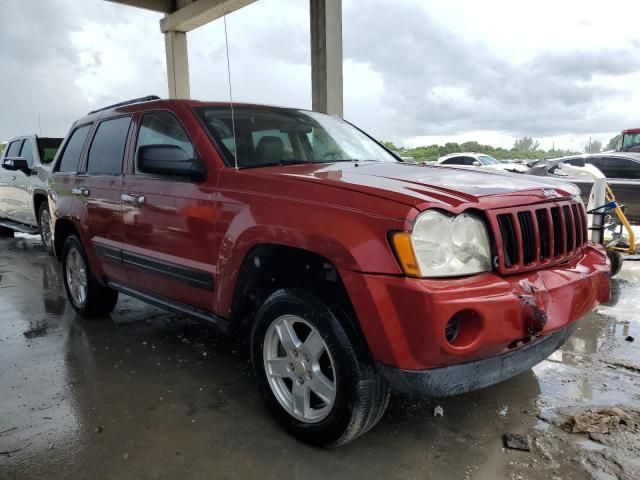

left=88, top=95, right=161, bottom=115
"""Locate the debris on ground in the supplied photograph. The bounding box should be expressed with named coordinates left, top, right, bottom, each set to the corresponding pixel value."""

left=503, top=433, right=531, bottom=451
left=561, top=407, right=640, bottom=435
left=626, top=336, right=635, bottom=342
left=433, top=405, right=444, bottom=417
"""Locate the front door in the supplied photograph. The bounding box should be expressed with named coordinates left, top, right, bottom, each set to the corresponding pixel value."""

left=11, top=138, right=37, bottom=225
left=120, top=110, right=218, bottom=312
left=0, top=139, right=24, bottom=220
left=74, top=116, right=132, bottom=285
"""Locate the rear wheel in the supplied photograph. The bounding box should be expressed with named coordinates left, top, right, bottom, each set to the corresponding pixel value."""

left=38, top=202, right=53, bottom=255
left=251, top=288, right=390, bottom=447
left=62, top=235, right=118, bottom=317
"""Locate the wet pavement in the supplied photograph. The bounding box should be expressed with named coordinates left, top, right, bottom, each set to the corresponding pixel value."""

left=0, top=235, right=638, bottom=480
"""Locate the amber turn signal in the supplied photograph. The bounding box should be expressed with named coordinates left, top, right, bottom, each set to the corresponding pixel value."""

left=391, top=232, right=421, bottom=277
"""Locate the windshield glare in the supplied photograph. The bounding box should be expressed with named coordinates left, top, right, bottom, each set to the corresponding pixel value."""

left=195, top=107, right=398, bottom=168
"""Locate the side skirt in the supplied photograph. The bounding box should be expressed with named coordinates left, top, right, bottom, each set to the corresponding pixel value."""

left=107, top=281, right=229, bottom=335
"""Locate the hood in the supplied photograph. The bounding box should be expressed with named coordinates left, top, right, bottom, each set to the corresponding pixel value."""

left=251, top=161, right=580, bottom=211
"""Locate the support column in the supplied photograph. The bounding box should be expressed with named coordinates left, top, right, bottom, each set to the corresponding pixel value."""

left=164, top=28, right=190, bottom=99
left=310, top=0, right=343, bottom=117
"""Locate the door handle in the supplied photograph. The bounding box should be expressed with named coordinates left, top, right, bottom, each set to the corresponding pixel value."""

left=71, top=188, right=90, bottom=196
left=11, top=176, right=16, bottom=181
left=121, top=193, right=145, bottom=205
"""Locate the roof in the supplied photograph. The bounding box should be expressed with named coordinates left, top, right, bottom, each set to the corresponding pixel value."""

left=544, top=151, right=640, bottom=163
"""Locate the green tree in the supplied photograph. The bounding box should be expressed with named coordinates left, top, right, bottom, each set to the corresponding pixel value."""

left=607, top=134, right=621, bottom=151
left=513, top=136, right=540, bottom=151
left=585, top=139, right=602, bottom=153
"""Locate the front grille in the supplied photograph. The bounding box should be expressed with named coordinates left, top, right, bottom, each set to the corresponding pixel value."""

left=487, top=200, right=588, bottom=274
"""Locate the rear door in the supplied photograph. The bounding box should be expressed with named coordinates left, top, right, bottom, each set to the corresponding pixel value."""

left=120, top=109, right=218, bottom=312
left=73, top=115, right=132, bottom=285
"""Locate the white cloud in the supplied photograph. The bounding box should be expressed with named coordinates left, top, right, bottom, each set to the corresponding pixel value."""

left=0, top=0, right=638, bottom=153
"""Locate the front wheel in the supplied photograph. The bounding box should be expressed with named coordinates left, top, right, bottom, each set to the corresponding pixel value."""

left=62, top=235, right=118, bottom=317
left=607, top=250, right=623, bottom=277
left=38, top=202, right=54, bottom=255
left=251, top=288, right=390, bottom=447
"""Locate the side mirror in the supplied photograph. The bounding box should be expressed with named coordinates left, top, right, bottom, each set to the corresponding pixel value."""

left=472, top=161, right=481, bottom=166
left=137, top=145, right=206, bottom=181
left=2, top=157, right=29, bottom=172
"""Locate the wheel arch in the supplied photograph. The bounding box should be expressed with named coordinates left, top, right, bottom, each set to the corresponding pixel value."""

left=53, top=217, right=81, bottom=260
left=228, top=243, right=372, bottom=359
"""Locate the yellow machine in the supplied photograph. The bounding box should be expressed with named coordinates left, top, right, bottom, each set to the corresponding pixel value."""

left=588, top=184, right=636, bottom=276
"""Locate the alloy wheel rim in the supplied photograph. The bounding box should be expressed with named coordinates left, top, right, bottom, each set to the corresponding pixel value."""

left=40, top=209, right=51, bottom=248
left=263, top=314, right=337, bottom=423
left=66, top=247, right=87, bottom=307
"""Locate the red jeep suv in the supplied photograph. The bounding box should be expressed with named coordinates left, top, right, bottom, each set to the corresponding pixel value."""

left=49, top=96, right=610, bottom=446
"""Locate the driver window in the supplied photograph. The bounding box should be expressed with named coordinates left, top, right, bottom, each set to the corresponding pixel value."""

left=136, top=111, right=194, bottom=172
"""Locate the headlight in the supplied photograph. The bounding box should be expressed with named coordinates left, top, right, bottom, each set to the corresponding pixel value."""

left=392, top=211, right=492, bottom=278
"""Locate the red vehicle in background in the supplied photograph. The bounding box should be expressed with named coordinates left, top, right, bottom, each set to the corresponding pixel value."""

left=49, top=96, right=610, bottom=446
left=617, top=128, right=640, bottom=152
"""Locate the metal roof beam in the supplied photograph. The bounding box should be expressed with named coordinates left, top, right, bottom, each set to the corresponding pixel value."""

left=160, top=0, right=257, bottom=32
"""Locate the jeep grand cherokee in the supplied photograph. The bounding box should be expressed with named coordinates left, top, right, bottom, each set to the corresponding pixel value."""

left=49, top=97, right=610, bottom=446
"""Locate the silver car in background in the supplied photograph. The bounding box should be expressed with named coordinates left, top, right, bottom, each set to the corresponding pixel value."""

left=526, top=152, right=640, bottom=224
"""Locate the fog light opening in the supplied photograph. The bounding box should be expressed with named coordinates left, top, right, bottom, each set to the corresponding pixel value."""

left=445, top=310, right=483, bottom=348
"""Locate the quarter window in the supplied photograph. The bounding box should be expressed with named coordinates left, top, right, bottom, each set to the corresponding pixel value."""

left=136, top=111, right=194, bottom=172
left=87, top=117, right=132, bottom=175
left=57, top=125, right=92, bottom=173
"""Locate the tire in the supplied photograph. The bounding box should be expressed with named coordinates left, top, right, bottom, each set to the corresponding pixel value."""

left=37, top=202, right=54, bottom=255
left=0, top=225, right=14, bottom=238
left=251, top=288, right=390, bottom=447
left=62, top=234, right=118, bottom=317
left=607, top=250, right=623, bottom=277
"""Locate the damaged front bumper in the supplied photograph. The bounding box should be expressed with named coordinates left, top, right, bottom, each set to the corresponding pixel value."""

left=377, top=323, right=577, bottom=396
left=342, top=244, right=611, bottom=380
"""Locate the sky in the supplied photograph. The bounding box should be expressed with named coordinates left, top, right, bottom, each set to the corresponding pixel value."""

left=1, top=0, right=639, bottom=152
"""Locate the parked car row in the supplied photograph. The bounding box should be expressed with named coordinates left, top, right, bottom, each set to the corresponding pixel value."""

left=435, top=151, right=640, bottom=223
left=0, top=96, right=611, bottom=446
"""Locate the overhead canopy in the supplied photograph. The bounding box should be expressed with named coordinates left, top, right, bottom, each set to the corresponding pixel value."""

left=105, top=0, right=343, bottom=116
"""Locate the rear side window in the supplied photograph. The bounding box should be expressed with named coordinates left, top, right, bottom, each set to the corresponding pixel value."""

left=598, top=157, right=640, bottom=179
left=87, top=116, right=132, bottom=175
left=136, top=111, right=194, bottom=169
left=20, top=141, right=34, bottom=167
left=6, top=140, right=23, bottom=158
left=58, top=125, right=92, bottom=173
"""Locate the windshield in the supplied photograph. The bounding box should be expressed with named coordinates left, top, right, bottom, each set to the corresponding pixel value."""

left=622, top=133, right=640, bottom=150
left=477, top=155, right=500, bottom=165
left=36, top=137, right=63, bottom=163
left=195, top=106, right=398, bottom=168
